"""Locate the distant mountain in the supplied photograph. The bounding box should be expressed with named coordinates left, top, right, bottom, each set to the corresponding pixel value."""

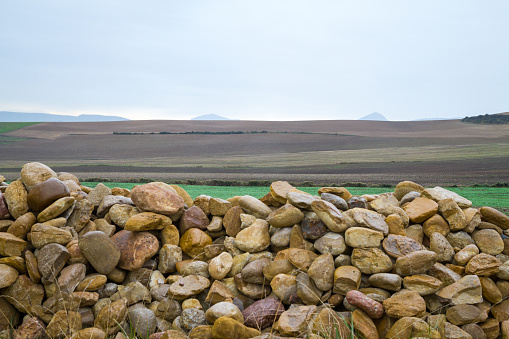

left=359, top=112, right=388, bottom=121
left=0, top=111, right=129, bottom=122
left=191, top=114, right=232, bottom=121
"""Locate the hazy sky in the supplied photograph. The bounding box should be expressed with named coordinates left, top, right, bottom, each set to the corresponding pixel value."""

left=1, top=1, right=508, bottom=121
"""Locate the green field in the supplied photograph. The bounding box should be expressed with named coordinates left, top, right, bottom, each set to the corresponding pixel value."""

left=0, top=122, right=41, bottom=134
left=81, top=182, right=509, bottom=211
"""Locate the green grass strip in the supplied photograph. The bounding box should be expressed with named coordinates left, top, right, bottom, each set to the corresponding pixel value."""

left=0, top=122, right=41, bottom=134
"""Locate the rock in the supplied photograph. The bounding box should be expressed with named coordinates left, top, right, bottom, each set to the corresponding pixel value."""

left=4, top=180, right=29, bottom=219
left=383, top=290, right=426, bottom=318
left=402, top=197, right=438, bottom=223
left=382, top=234, right=423, bottom=258
left=270, top=273, right=297, bottom=301
left=234, top=219, right=270, bottom=253
left=403, top=274, right=442, bottom=296
left=238, top=195, right=272, bottom=219
left=97, top=195, right=134, bottom=217
left=222, top=206, right=243, bottom=237
left=296, top=272, right=322, bottom=305
left=461, top=324, right=486, bottom=339
left=472, top=229, right=504, bottom=255
left=351, top=248, right=393, bottom=274
left=57, top=263, right=86, bottom=293
left=446, top=304, right=483, bottom=326
left=345, top=227, right=384, bottom=248
left=242, top=297, right=284, bottom=329
left=438, top=198, right=467, bottom=231
left=241, top=258, right=269, bottom=284
left=178, top=228, right=212, bottom=259
left=94, top=298, right=128, bottom=335
left=20, top=162, right=57, bottom=191
left=287, top=191, right=319, bottom=210
left=211, top=316, right=260, bottom=339
left=37, top=243, right=70, bottom=281
left=112, top=230, right=159, bottom=270
left=455, top=244, right=480, bottom=266
left=167, top=275, right=210, bottom=301
left=0, top=264, right=19, bottom=289
left=465, top=253, right=501, bottom=276
left=234, top=273, right=271, bottom=299
left=333, top=266, right=361, bottom=295
left=318, top=187, right=352, bottom=200
left=158, top=244, right=182, bottom=274
left=13, top=316, right=46, bottom=339
left=320, top=192, right=348, bottom=210
left=491, top=299, right=509, bottom=322
left=422, top=186, right=472, bottom=208
left=479, top=277, right=502, bottom=304
left=131, top=183, right=185, bottom=216
left=0, top=232, right=27, bottom=256
left=310, top=199, right=348, bottom=233
left=46, top=310, right=82, bottom=339
left=108, top=203, right=139, bottom=228
left=128, top=307, right=157, bottom=339
left=270, top=227, right=291, bottom=248
left=430, top=232, right=455, bottom=262
left=7, top=212, right=36, bottom=239
left=180, top=308, right=207, bottom=331
left=394, top=250, right=438, bottom=276
left=394, top=181, right=425, bottom=200
left=352, top=309, right=379, bottom=339
left=267, top=204, right=305, bottom=228
left=277, top=305, right=317, bottom=337
left=76, top=274, right=108, bottom=292
left=480, top=206, right=509, bottom=230
left=350, top=207, right=389, bottom=234
left=205, top=302, right=243, bottom=324
left=436, top=275, right=482, bottom=305
left=314, top=232, right=346, bottom=255
left=207, top=252, right=232, bottom=280
left=178, top=206, right=209, bottom=234
left=310, top=307, right=352, bottom=338
left=36, top=196, right=75, bottom=223
left=269, top=181, right=293, bottom=203
left=27, top=177, right=70, bottom=212
left=0, top=192, right=10, bottom=220
left=71, top=327, right=107, bottom=339
left=307, top=253, right=334, bottom=292
left=30, top=223, right=72, bottom=248
left=209, top=197, right=231, bottom=216
left=79, top=231, right=121, bottom=274
left=423, top=214, right=450, bottom=237
left=345, top=290, right=384, bottom=318
left=444, top=322, right=474, bottom=338
left=124, top=212, right=172, bottom=232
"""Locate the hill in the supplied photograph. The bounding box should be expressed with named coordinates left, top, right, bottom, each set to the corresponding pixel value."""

left=0, top=111, right=129, bottom=122
left=358, top=112, right=388, bottom=121
left=191, top=114, right=232, bottom=120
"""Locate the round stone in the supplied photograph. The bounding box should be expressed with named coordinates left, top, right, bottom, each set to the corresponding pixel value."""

left=27, top=178, right=70, bottom=212
left=79, top=231, right=120, bottom=274
left=179, top=228, right=212, bottom=258
left=131, top=182, right=185, bottom=216
left=111, top=230, right=159, bottom=271
left=20, top=162, right=57, bottom=191
left=0, top=263, right=19, bottom=289
left=473, top=229, right=504, bottom=255
left=205, top=302, right=244, bottom=324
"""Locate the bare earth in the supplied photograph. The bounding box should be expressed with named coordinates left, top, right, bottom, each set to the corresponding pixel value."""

left=1, top=119, right=508, bottom=185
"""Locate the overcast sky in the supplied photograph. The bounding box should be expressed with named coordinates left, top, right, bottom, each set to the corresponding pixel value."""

left=1, top=1, right=508, bottom=121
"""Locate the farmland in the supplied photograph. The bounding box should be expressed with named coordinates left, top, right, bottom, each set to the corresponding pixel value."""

left=1, top=119, right=508, bottom=186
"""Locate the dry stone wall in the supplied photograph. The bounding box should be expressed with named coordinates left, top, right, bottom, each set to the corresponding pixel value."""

left=1, top=162, right=509, bottom=338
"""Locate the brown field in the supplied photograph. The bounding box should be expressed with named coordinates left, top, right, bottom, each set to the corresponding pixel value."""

left=1, top=119, right=509, bottom=186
